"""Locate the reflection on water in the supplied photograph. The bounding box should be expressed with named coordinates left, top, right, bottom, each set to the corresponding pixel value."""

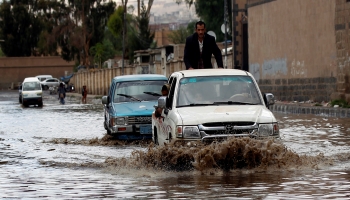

left=0, top=91, right=350, bottom=199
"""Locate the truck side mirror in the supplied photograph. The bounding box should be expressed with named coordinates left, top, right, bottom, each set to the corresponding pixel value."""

left=157, top=96, right=167, bottom=109
left=102, top=96, right=109, bottom=105
left=264, top=93, right=275, bottom=108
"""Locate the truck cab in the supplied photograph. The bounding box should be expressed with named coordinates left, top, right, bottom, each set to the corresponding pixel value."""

left=152, top=69, right=279, bottom=145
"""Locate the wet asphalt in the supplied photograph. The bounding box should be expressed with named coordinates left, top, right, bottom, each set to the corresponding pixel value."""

left=1, top=90, right=350, bottom=199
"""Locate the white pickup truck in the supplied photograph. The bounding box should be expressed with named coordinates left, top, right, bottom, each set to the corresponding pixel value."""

left=152, top=69, right=279, bottom=145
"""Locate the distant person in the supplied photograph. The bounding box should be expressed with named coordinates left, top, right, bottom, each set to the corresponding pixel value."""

left=82, top=85, right=88, bottom=104
left=184, top=20, right=224, bottom=70
left=58, top=83, right=66, bottom=104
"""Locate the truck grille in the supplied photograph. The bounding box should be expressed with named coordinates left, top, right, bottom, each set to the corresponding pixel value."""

left=128, top=116, right=152, bottom=124
left=199, top=122, right=258, bottom=136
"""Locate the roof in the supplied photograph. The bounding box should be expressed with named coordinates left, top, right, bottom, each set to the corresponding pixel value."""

left=113, top=74, right=168, bottom=82
left=23, top=77, right=40, bottom=82
left=175, top=69, right=250, bottom=77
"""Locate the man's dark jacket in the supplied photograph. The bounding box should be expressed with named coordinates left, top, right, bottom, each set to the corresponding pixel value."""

left=184, top=32, right=223, bottom=69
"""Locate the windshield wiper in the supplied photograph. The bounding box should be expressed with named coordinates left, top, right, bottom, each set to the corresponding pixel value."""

left=213, top=101, right=258, bottom=105
left=177, top=103, right=215, bottom=108
left=117, top=94, right=141, bottom=101
left=144, top=92, right=161, bottom=96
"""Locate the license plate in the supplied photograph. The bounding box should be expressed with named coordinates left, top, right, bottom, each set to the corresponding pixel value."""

left=140, top=125, right=152, bottom=134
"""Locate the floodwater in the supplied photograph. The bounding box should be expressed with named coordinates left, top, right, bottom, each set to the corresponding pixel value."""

left=0, top=90, right=350, bottom=199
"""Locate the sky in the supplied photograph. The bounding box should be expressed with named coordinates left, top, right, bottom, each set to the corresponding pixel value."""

left=114, top=0, right=196, bottom=16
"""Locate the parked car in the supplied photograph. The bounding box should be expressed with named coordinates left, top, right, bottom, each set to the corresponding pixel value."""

left=152, top=69, right=279, bottom=146
left=41, top=78, right=61, bottom=90
left=21, top=77, right=43, bottom=107
left=102, top=74, right=168, bottom=140
left=35, top=75, right=53, bottom=82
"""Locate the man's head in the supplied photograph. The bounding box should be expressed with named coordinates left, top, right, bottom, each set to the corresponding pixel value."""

left=195, top=21, right=206, bottom=40
left=161, top=84, right=170, bottom=96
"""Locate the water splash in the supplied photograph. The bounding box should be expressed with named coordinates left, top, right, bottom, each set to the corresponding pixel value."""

left=104, top=137, right=332, bottom=172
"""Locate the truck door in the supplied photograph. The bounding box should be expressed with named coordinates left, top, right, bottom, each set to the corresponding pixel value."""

left=159, top=76, right=177, bottom=144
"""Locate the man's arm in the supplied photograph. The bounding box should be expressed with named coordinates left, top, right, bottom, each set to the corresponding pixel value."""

left=183, top=36, right=193, bottom=70
left=212, top=39, right=224, bottom=68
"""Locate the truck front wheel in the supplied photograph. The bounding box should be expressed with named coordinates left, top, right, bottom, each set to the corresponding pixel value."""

left=153, top=127, right=159, bottom=145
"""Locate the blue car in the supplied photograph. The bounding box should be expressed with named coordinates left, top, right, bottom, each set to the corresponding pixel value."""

left=102, top=74, right=168, bottom=140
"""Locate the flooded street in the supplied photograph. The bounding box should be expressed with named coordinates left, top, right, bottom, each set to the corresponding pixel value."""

left=1, top=90, right=350, bottom=199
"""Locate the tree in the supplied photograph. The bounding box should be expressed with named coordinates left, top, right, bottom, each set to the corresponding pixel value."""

left=168, top=26, right=189, bottom=44
left=174, top=0, right=232, bottom=42
left=50, top=0, right=116, bottom=66
left=0, top=1, right=37, bottom=56
left=89, top=39, right=116, bottom=68
left=128, top=1, right=154, bottom=63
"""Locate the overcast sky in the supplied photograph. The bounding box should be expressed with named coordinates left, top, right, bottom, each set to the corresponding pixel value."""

left=114, top=0, right=196, bottom=16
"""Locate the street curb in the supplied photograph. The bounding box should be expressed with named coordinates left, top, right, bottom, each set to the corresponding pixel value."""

left=271, top=103, right=350, bottom=118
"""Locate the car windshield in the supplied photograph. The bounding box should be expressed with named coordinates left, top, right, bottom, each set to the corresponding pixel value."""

left=23, top=82, right=41, bottom=91
left=113, top=80, right=167, bottom=103
left=177, top=76, right=262, bottom=107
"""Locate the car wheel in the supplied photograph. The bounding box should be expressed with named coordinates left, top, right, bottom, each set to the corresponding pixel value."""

left=153, top=127, right=159, bottom=145
left=38, top=102, right=43, bottom=107
left=19, top=97, right=22, bottom=103
left=44, top=85, right=49, bottom=90
left=23, top=103, right=28, bottom=107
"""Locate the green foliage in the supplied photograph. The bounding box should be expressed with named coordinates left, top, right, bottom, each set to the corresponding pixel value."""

left=0, top=0, right=66, bottom=57
left=89, top=39, right=116, bottom=68
left=52, top=0, right=116, bottom=66
left=168, top=26, right=189, bottom=44
left=128, top=1, right=154, bottom=63
left=107, top=6, right=124, bottom=38
left=0, top=48, right=5, bottom=57
left=330, top=99, right=350, bottom=108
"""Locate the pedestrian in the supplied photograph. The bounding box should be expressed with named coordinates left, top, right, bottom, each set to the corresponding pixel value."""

left=154, top=84, right=170, bottom=118
left=82, top=85, right=88, bottom=104
left=57, top=82, right=66, bottom=104
left=184, top=20, right=224, bottom=70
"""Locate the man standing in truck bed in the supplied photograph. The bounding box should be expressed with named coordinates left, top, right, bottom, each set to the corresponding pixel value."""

left=184, top=20, right=224, bottom=70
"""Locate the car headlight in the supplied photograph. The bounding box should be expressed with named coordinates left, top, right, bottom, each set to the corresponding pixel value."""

left=36, top=92, right=42, bottom=96
left=258, top=123, right=279, bottom=137
left=23, top=93, right=28, bottom=97
left=177, top=126, right=201, bottom=138
left=116, top=117, right=128, bottom=125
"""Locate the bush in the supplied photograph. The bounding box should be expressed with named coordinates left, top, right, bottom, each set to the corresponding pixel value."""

left=330, top=99, right=350, bottom=108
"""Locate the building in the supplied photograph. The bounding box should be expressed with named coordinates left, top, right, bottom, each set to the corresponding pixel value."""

left=234, top=0, right=350, bottom=102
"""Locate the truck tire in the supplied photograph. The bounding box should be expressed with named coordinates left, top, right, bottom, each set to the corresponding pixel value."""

left=153, top=127, right=159, bottom=145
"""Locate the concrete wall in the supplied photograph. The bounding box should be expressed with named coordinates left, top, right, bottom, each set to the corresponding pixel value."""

left=73, top=52, right=232, bottom=96
left=248, top=0, right=338, bottom=102
left=332, top=0, right=350, bottom=102
left=0, top=56, right=75, bottom=89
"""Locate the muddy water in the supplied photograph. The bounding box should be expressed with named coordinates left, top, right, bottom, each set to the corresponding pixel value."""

left=1, top=90, right=350, bottom=199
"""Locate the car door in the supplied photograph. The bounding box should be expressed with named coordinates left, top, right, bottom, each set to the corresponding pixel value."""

left=158, top=76, right=177, bottom=145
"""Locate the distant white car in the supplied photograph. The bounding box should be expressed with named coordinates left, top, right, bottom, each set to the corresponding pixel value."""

left=41, top=78, right=61, bottom=90
left=152, top=69, right=279, bottom=146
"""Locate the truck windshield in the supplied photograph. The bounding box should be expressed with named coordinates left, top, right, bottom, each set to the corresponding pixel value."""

left=23, top=82, right=41, bottom=91
left=177, top=76, right=262, bottom=107
left=113, top=80, right=167, bottom=103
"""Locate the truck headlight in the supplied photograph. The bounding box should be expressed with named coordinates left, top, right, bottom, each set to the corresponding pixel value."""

left=36, top=92, right=42, bottom=96
left=116, top=117, right=127, bottom=125
left=178, top=126, right=201, bottom=138
left=258, top=123, right=279, bottom=137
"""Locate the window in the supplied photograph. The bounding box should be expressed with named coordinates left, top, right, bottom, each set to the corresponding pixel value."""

left=167, top=77, right=177, bottom=109
left=113, top=80, right=167, bottom=103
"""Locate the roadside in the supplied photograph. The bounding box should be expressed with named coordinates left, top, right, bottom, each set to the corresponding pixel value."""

left=272, top=101, right=350, bottom=118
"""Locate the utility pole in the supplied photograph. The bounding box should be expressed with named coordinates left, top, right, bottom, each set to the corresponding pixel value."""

left=224, top=0, right=228, bottom=68
left=232, top=0, right=235, bottom=69
left=137, top=0, right=140, bottom=17
left=122, top=0, right=128, bottom=75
